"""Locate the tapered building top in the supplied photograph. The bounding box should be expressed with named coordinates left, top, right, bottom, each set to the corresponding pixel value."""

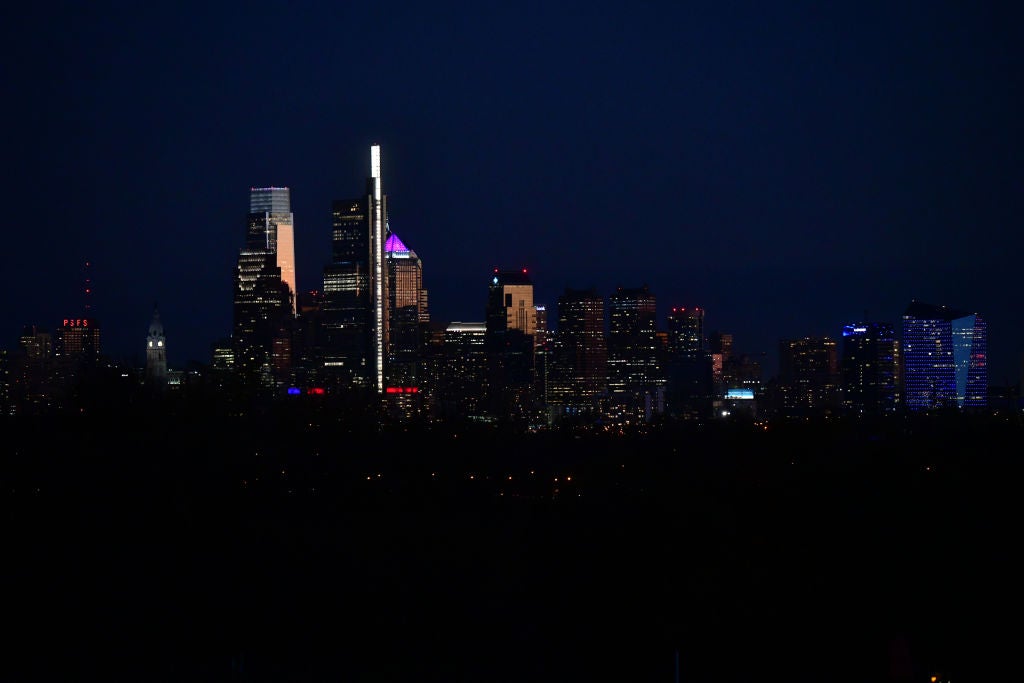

left=148, top=305, right=165, bottom=339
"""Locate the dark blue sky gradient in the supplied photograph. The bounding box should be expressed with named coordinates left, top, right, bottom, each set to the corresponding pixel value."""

left=3, top=2, right=1022, bottom=381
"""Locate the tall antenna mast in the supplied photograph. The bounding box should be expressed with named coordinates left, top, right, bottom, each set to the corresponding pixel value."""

left=83, top=260, right=93, bottom=316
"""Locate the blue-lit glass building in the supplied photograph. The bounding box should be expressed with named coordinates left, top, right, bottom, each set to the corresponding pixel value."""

left=901, top=301, right=987, bottom=411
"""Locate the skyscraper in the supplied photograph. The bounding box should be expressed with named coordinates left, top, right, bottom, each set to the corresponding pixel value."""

left=776, top=336, right=841, bottom=418
left=234, top=190, right=293, bottom=392
left=486, top=269, right=537, bottom=339
left=840, top=321, right=900, bottom=417
left=385, top=230, right=427, bottom=416
left=607, top=285, right=663, bottom=422
left=667, top=307, right=704, bottom=355
left=485, top=268, right=538, bottom=421
left=322, top=145, right=389, bottom=394
left=665, top=306, right=713, bottom=419
left=432, top=321, right=488, bottom=420
left=55, top=317, right=100, bottom=360
left=902, top=301, right=987, bottom=411
left=547, top=287, right=608, bottom=420
left=248, top=187, right=297, bottom=315
left=56, top=260, right=101, bottom=361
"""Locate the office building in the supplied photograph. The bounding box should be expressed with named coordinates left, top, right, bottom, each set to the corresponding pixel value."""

left=902, top=301, right=987, bottom=411
left=233, top=196, right=293, bottom=392
left=10, top=326, right=55, bottom=414
left=707, top=331, right=733, bottom=393
left=840, top=321, right=900, bottom=417
left=776, top=336, right=841, bottom=418
left=485, top=268, right=538, bottom=421
left=55, top=316, right=101, bottom=360
left=547, top=287, right=608, bottom=420
left=607, top=285, right=663, bottom=422
left=486, top=268, right=537, bottom=339
left=667, top=306, right=704, bottom=355
left=19, top=325, right=52, bottom=360
left=533, top=304, right=551, bottom=412
left=249, top=187, right=297, bottom=315
left=384, top=231, right=427, bottom=417
left=54, top=262, right=100, bottom=362
left=665, top=306, right=714, bottom=419
left=430, top=321, right=488, bottom=420
left=321, top=145, right=389, bottom=394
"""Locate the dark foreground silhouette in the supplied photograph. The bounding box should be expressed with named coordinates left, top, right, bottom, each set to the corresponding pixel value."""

left=3, top=410, right=1020, bottom=681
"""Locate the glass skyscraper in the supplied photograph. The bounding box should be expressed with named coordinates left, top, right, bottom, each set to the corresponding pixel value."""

left=548, top=287, right=608, bottom=418
left=902, top=301, right=987, bottom=411
left=234, top=189, right=293, bottom=391
left=385, top=231, right=426, bottom=395
left=248, top=187, right=296, bottom=315
left=321, top=145, right=389, bottom=394
left=607, top=285, right=663, bottom=421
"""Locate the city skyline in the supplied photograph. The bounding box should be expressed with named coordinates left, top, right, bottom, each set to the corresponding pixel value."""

left=3, top=2, right=1021, bottom=383
left=3, top=168, right=1018, bottom=387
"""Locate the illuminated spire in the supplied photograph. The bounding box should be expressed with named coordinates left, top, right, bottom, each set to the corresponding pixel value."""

left=385, top=233, right=409, bottom=254
left=371, top=144, right=385, bottom=394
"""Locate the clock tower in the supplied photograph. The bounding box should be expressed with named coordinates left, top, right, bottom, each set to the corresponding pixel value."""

left=145, top=304, right=168, bottom=392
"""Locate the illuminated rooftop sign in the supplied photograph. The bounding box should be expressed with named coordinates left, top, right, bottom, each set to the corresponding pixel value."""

left=725, top=388, right=755, bottom=400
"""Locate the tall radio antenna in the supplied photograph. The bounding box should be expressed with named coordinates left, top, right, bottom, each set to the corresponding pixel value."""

left=83, top=260, right=93, bottom=315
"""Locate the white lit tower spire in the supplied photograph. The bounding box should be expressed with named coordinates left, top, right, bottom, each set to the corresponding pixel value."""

left=371, top=144, right=387, bottom=394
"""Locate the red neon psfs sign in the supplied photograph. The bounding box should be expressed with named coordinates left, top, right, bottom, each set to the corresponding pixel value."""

left=385, top=386, right=419, bottom=394
left=63, top=318, right=91, bottom=327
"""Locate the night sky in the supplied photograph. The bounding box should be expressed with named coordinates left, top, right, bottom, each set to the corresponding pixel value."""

left=4, top=2, right=1021, bottom=383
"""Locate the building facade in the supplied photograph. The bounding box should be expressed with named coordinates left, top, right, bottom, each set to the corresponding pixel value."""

left=664, top=306, right=714, bottom=419
left=384, top=231, right=427, bottom=418
left=547, top=287, right=608, bottom=421
left=248, top=187, right=297, bottom=316
left=902, top=301, right=987, bottom=411
left=484, top=268, right=538, bottom=422
left=606, top=285, right=663, bottom=423
left=232, top=234, right=292, bottom=392
left=775, top=336, right=841, bottom=418
left=145, top=305, right=168, bottom=393
left=321, top=145, right=389, bottom=394
left=840, top=321, right=900, bottom=417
